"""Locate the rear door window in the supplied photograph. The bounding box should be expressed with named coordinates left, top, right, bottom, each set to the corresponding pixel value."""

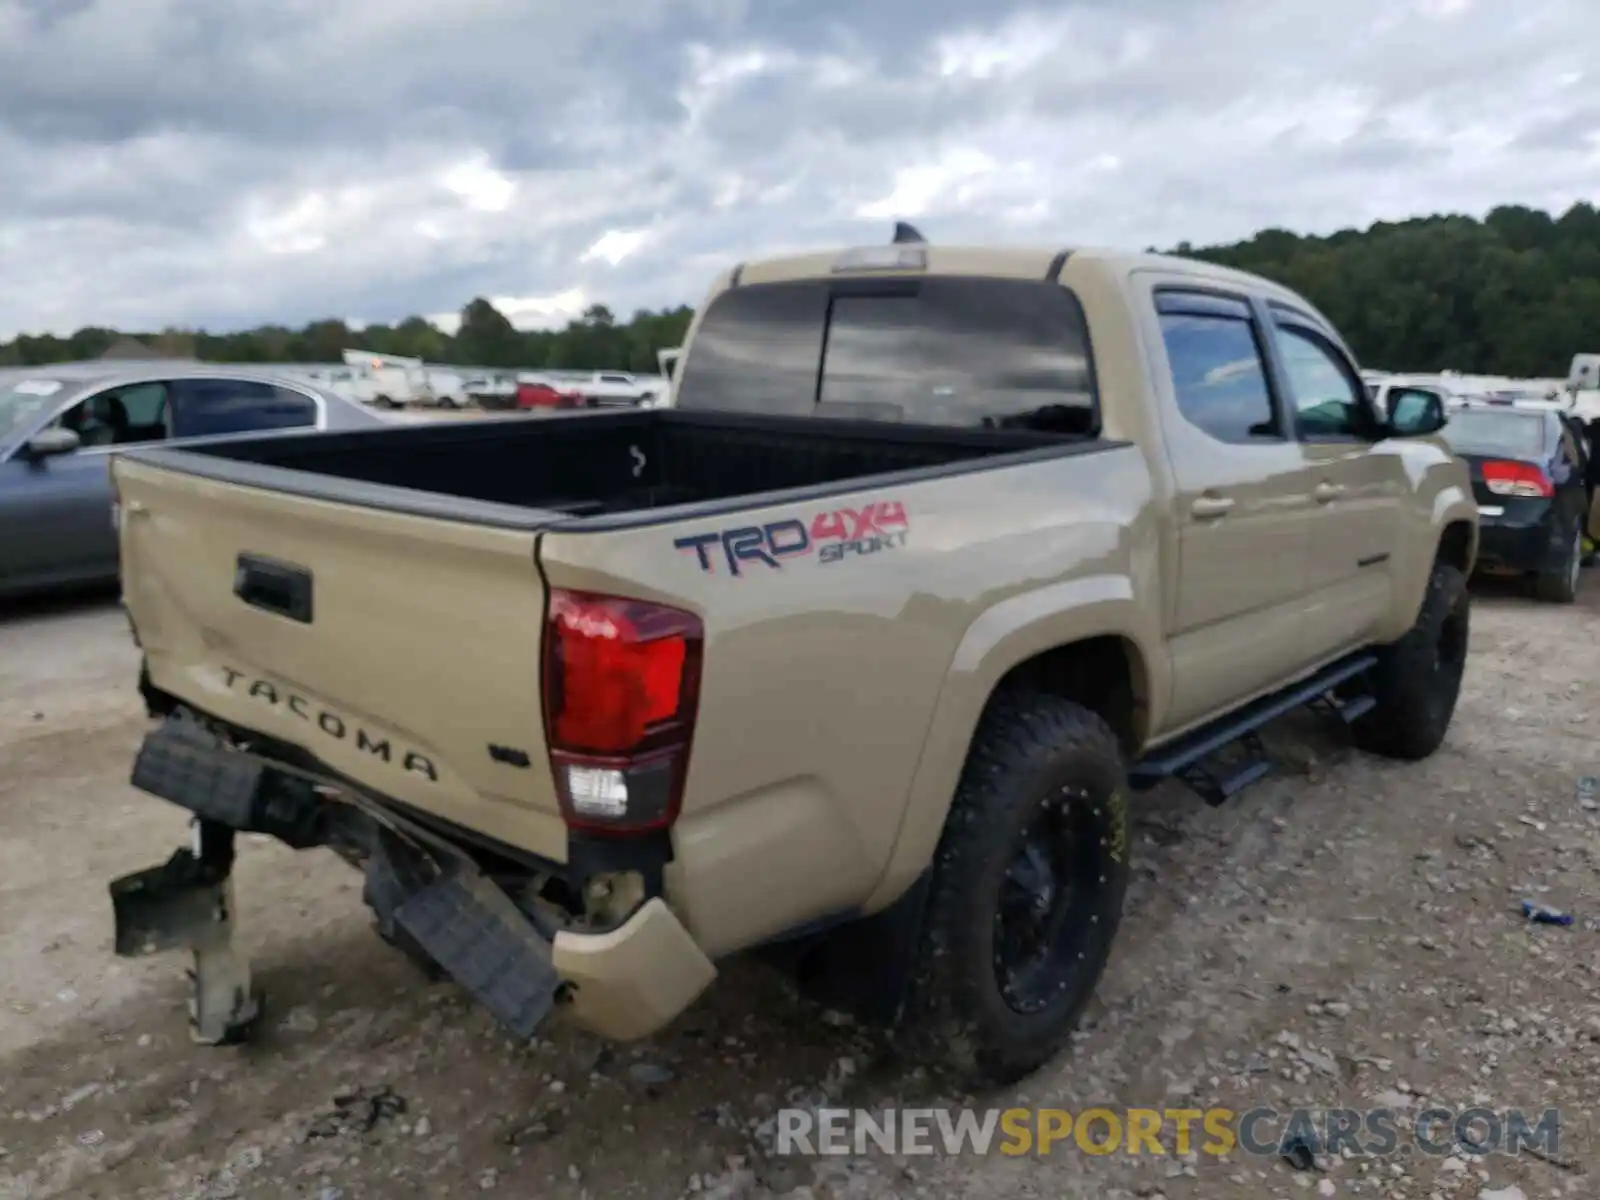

left=169, top=378, right=319, bottom=438
left=675, top=277, right=1097, bottom=430
left=1155, top=292, right=1281, bottom=444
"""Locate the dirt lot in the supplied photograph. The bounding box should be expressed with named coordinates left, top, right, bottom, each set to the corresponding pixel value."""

left=1, top=580, right=1597, bottom=1200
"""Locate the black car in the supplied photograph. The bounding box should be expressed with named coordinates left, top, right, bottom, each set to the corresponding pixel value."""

left=1442, top=401, right=1599, bottom=602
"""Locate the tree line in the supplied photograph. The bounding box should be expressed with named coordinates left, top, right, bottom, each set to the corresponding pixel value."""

left=0, top=299, right=696, bottom=376
left=1178, top=202, right=1600, bottom=378
left=3, top=201, right=1597, bottom=377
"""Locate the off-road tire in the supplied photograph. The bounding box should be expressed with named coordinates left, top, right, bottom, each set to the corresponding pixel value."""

left=1352, top=561, right=1469, bottom=761
left=1533, top=522, right=1581, bottom=604
left=896, top=691, right=1131, bottom=1086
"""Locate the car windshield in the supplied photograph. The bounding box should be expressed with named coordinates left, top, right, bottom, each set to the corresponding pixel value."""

left=0, top=379, right=68, bottom=440
left=1442, top=409, right=1546, bottom=459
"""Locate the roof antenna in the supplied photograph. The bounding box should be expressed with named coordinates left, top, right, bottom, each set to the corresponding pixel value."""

left=892, top=221, right=927, bottom=244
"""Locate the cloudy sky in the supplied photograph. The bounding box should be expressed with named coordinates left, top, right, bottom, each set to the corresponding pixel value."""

left=0, top=0, right=1595, bottom=339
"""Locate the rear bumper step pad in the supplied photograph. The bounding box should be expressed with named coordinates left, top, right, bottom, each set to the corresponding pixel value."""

left=131, top=717, right=265, bottom=829
left=390, top=860, right=563, bottom=1041
left=122, top=715, right=563, bottom=1044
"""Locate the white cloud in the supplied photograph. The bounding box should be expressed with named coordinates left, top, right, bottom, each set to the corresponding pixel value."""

left=857, top=147, right=998, bottom=220
left=0, top=0, right=1596, bottom=338
left=425, top=288, right=586, bottom=334
left=440, top=156, right=516, bottom=212
left=580, top=228, right=655, bottom=266
left=495, top=288, right=590, bottom=330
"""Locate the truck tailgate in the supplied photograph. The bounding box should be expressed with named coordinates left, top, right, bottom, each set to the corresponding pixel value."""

left=114, top=456, right=572, bottom=863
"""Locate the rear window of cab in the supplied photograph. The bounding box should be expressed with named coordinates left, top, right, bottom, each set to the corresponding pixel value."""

left=674, top=277, right=1098, bottom=433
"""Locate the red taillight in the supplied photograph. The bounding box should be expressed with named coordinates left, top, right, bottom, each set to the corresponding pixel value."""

left=1482, top=460, right=1553, bottom=498
left=542, top=589, right=702, bottom=836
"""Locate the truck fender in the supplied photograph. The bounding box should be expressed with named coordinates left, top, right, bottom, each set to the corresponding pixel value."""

left=860, top=572, right=1164, bottom=915
left=1383, top=485, right=1478, bottom=644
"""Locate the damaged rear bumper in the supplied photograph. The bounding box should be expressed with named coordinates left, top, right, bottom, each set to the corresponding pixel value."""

left=113, top=716, right=714, bottom=1044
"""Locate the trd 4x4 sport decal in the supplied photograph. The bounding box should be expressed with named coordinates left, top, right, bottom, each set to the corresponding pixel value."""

left=674, top=499, right=909, bottom=577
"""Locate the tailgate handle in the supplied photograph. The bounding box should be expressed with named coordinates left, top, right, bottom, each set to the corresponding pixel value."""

left=234, top=554, right=314, bottom=623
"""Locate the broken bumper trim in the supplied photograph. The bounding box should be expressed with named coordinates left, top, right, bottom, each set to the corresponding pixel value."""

left=554, top=898, right=717, bottom=1041
left=123, top=715, right=716, bottom=1045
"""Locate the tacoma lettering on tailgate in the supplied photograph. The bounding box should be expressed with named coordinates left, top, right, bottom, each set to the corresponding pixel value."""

left=220, top=667, right=439, bottom=781
left=674, top=499, right=909, bottom=577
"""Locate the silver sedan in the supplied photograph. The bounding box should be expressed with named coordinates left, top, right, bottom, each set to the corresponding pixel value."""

left=0, top=363, right=385, bottom=599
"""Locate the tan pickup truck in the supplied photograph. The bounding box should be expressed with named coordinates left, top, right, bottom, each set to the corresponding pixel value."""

left=108, top=235, right=1478, bottom=1085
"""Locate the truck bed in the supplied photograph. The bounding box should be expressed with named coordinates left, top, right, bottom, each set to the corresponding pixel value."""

left=124, top=408, right=1082, bottom=529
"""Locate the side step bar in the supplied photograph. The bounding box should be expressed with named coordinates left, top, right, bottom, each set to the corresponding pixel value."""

left=1131, top=652, right=1379, bottom=805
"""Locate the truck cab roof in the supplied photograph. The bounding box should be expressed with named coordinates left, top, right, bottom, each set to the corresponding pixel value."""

left=713, top=242, right=1329, bottom=311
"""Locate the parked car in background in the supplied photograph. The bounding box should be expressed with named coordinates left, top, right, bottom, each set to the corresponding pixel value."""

left=0, top=365, right=382, bottom=599
left=569, top=370, right=665, bottom=408
left=514, top=376, right=585, bottom=410
left=1440, top=400, right=1598, bottom=601
left=640, top=348, right=682, bottom=409
left=464, top=374, right=518, bottom=410
left=414, top=368, right=469, bottom=410
left=340, top=350, right=432, bottom=409
left=1568, top=352, right=1599, bottom=394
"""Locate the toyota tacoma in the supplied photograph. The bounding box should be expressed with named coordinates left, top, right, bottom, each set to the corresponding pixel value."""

left=107, top=233, right=1478, bottom=1084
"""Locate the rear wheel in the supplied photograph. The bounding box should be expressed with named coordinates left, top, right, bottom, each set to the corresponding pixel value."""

left=1352, top=561, right=1469, bottom=760
left=896, top=690, right=1130, bottom=1086
left=437, top=396, right=458, bottom=410
left=1534, top=523, right=1581, bottom=604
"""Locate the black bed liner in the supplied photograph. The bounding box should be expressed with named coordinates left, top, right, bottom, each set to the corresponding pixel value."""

left=121, top=408, right=1123, bottom=533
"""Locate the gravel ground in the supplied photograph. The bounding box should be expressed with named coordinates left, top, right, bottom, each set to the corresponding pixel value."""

left=1, top=578, right=1597, bottom=1200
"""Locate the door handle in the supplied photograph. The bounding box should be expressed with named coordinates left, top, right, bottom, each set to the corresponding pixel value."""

left=1313, top=481, right=1345, bottom=504
left=1190, top=495, right=1235, bottom=518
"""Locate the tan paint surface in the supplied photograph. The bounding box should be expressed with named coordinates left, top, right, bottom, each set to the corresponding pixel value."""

left=116, top=459, right=570, bottom=862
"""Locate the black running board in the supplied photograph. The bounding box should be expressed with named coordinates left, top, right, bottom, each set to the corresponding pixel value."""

left=1131, top=652, right=1378, bottom=805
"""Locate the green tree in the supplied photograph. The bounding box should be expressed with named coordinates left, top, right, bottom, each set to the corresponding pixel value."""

left=453, top=298, right=521, bottom=366
left=1182, top=203, right=1600, bottom=375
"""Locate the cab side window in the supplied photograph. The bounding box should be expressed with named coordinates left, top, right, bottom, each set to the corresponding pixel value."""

left=1156, top=292, right=1281, bottom=444
left=1274, top=323, right=1377, bottom=441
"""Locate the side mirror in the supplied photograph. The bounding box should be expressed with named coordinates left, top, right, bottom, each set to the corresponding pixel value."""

left=23, top=426, right=82, bottom=460
left=1387, top=387, right=1447, bottom=437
